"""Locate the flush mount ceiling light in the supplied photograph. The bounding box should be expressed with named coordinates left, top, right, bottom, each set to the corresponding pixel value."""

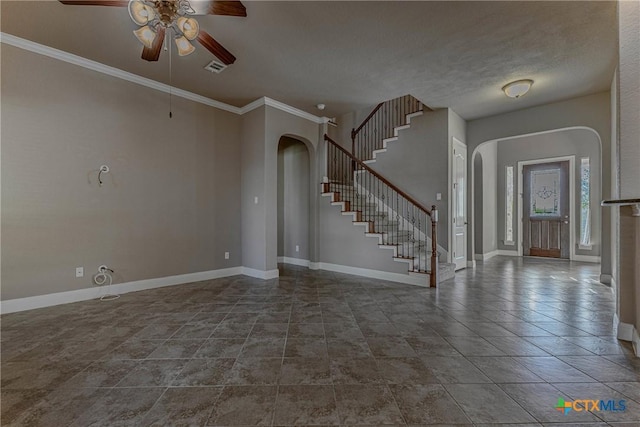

left=502, top=79, right=534, bottom=98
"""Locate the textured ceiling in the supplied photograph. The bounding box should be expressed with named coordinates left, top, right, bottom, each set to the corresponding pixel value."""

left=1, top=1, right=618, bottom=120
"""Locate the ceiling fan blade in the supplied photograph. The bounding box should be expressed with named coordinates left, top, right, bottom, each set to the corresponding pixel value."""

left=201, top=1, right=247, bottom=17
left=197, top=30, right=236, bottom=65
left=141, top=26, right=165, bottom=62
left=58, top=1, right=128, bottom=6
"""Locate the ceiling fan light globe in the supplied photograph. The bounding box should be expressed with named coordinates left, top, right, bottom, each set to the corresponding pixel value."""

left=177, top=16, right=199, bottom=40
left=128, top=0, right=155, bottom=25
left=133, top=25, right=156, bottom=49
left=175, top=36, right=196, bottom=56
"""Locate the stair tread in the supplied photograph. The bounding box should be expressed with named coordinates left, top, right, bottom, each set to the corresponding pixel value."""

left=321, top=102, right=454, bottom=285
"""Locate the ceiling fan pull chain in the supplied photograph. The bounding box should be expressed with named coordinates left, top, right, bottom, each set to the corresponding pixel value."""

left=168, top=29, right=173, bottom=119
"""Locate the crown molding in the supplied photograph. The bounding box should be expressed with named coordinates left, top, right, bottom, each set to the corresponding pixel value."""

left=0, top=32, right=242, bottom=114
left=264, top=97, right=325, bottom=124
left=1, top=32, right=328, bottom=124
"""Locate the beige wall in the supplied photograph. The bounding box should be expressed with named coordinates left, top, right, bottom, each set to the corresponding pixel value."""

left=468, top=92, right=612, bottom=273
left=265, top=106, right=320, bottom=270
left=1, top=45, right=242, bottom=300
left=277, top=138, right=311, bottom=261
left=615, top=0, right=640, bottom=339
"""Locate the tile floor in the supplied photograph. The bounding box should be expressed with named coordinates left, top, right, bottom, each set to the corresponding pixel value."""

left=1, top=256, right=639, bottom=426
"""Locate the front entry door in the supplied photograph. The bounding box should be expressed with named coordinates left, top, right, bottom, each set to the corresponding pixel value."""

left=523, top=161, right=569, bottom=258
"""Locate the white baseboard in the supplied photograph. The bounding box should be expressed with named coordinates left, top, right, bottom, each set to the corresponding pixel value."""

left=496, top=250, right=519, bottom=256
left=313, top=262, right=428, bottom=287
left=241, top=267, right=279, bottom=280
left=466, top=260, right=476, bottom=268
left=277, top=257, right=310, bottom=267
left=475, top=250, right=499, bottom=261
left=573, top=254, right=601, bottom=263
left=600, top=274, right=613, bottom=285
left=615, top=315, right=640, bottom=356
left=309, top=262, right=321, bottom=270
left=616, top=315, right=634, bottom=341
left=1, top=267, right=243, bottom=314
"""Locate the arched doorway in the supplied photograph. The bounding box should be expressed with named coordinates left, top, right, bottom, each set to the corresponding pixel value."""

left=277, top=136, right=311, bottom=265
left=471, top=127, right=602, bottom=264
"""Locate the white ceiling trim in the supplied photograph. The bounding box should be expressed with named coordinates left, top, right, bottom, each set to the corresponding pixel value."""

left=0, top=32, right=326, bottom=124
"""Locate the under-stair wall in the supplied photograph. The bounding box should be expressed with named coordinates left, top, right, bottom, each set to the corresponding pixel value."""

left=318, top=198, right=413, bottom=276
left=363, top=108, right=451, bottom=251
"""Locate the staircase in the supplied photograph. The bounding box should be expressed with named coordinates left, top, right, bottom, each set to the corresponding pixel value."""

left=351, top=95, right=424, bottom=164
left=322, top=95, right=455, bottom=286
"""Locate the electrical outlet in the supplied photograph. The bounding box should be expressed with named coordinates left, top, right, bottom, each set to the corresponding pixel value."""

left=75, top=267, right=84, bottom=278
left=224, top=252, right=230, bottom=260
left=295, top=245, right=299, bottom=252
left=254, top=196, right=259, bottom=204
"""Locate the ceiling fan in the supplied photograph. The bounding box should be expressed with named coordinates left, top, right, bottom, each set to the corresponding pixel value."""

left=58, top=0, right=246, bottom=64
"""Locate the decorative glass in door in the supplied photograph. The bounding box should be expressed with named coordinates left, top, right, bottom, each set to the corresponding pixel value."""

left=530, top=169, right=560, bottom=216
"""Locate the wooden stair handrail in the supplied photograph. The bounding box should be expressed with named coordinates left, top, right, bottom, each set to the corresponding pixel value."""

left=325, top=134, right=433, bottom=217
left=352, top=102, right=384, bottom=138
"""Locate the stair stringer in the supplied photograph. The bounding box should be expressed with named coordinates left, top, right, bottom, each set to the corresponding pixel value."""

left=362, top=110, right=423, bottom=165
left=351, top=172, right=449, bottom=261
left=321, top=184, right=455, bottom=284
left=320, top=190, right=432, bottom=286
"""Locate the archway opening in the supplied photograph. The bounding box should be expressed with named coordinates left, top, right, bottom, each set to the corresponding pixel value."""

left=471, top=127, right=602, bottom=266
left=277, top=136, right=311, bottom=264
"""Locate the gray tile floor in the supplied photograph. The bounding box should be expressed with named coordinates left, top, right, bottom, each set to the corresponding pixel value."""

left=2, top=256, right=639, bottom=426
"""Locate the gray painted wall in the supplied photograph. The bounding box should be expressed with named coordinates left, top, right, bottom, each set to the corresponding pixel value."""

left=243, top=105, right=321, bottom=274
left=265, top=106, right=321, bottom=270
left=318, top=201, right=411, bottom=274
left=240, top=107, right=268, bottom=271
left=474, top=142, right=498, bottom=255
left=277, top=137, right=310, bottom=260
left=618, top=0, right=640, bottom=200
left=610, top=71, right=620, bottom=306
left=474, top=153, right=484, bottom=254
left=495, top=129, right=601, bottom=257
left=1, top=45, right=242, bottom=300
left=468, top=92, right=611, bottom=274
left=616, top=0, right=640, bottom=334
left=366, top=109, right=450, bottom=250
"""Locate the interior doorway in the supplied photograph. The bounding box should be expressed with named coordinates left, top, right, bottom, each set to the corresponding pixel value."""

left=522, top=161, right=570, bottom=258
left=451, top=137, right=468, bottom=270
left=277, top=137, right=311, bottom=263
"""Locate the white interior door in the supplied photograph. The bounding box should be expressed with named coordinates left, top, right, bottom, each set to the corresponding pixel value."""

left=451, top=138, right=467, bottom=270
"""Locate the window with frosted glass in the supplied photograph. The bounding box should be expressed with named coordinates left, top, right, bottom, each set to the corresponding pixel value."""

left=580, top=157, right=591, bottom=248
left=505, top=166, right=514, bottom=244
left=530, top=169, right=561, bottom=216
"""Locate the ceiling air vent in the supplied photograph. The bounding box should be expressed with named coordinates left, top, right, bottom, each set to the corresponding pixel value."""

left=204, top=59, right=227, bottom=74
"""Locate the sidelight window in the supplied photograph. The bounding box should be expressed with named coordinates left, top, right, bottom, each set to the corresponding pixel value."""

left=505, top=166, right=514, bottom=244
left=579, top=157, right=591, bottom=248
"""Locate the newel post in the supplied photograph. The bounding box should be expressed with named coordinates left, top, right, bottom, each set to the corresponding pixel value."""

left=430, top=205, right=438, bottom=288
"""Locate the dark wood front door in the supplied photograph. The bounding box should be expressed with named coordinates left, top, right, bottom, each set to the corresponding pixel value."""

left=523, top=161, right=570, bottom=259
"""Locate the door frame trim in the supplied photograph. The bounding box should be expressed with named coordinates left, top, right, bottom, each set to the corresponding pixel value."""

left=450, top=137, right=467, bottom=268
left=517, top=155, right=576, bottom=259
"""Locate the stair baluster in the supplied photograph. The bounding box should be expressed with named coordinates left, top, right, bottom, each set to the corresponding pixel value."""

left=351, top=95, right=422, bottom=161
left=325, top=135, right=439, bottom=287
